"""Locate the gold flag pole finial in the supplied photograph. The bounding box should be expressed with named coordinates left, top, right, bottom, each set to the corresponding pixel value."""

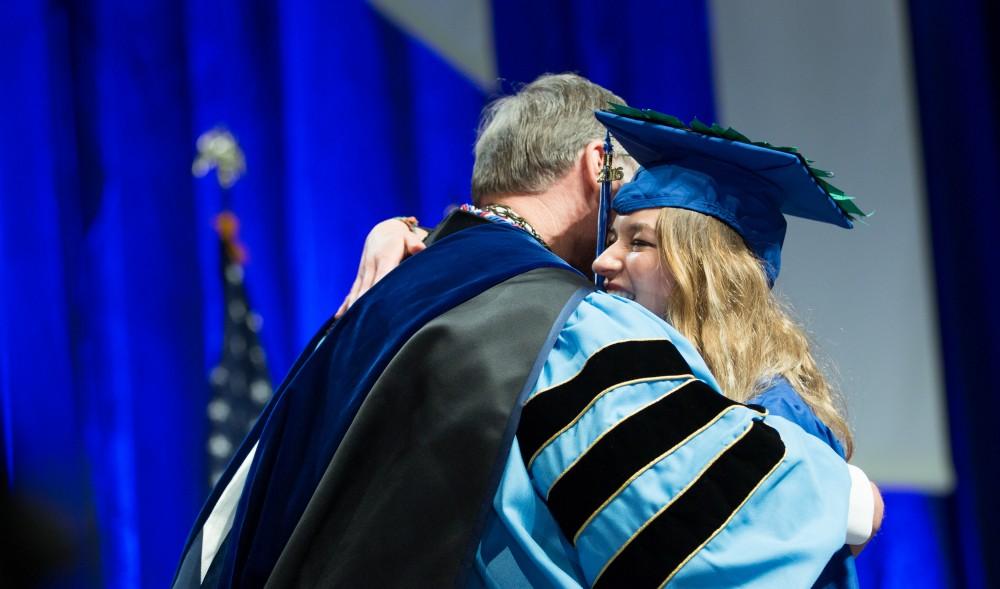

left=194, top=126, right=249, bottom=263
left=192, top=127, right=246, bottom=189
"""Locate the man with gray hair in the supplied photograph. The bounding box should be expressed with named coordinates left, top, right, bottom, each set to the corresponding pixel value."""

left=335, top=73, right=634, bottom=310
left=174, top=73, right=877, bottom=588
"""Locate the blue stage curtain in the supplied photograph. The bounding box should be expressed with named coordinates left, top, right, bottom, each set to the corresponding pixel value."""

left=493, top=0, right=717, bottom=123
left=0, top=1, right=484, bottom=585
left=2, top=2, right=215, bottom=586
left=0, top=1, right=717, bottom=586
left=854, top=491, right=954, bottom=588
left=906, top=0, right=1000, bottom=587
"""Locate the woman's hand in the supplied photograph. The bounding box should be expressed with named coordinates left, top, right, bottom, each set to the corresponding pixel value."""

left=335, top=217, right=428, bottom=318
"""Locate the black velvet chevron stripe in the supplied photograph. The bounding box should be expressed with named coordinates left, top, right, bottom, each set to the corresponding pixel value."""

left=593, top=420, right=785, bottom=589
left=546, top=379, right=739, bottom=541
left=518, top=339, right=692, bottom=467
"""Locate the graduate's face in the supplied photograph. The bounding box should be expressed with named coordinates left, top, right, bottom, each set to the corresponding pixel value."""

left=593, top=208, right=674, bottom=317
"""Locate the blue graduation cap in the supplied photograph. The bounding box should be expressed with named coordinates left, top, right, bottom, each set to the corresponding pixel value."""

left=595, top=105, right=865, bottom=285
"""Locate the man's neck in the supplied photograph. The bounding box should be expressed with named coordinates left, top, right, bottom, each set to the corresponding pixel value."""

left=483, top=183, right=597, bottom=275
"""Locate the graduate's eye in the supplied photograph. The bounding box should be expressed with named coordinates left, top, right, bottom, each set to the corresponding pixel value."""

left=605, top=231, right=618, bottom=248
left=630, top=239, right=654, bottom=251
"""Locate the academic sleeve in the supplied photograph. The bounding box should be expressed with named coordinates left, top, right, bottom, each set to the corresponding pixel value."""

left=473, top=292, right=858, bottom=588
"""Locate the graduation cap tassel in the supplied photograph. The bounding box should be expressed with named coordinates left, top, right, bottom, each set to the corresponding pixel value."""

left=594, top=130, right=617, bottom=288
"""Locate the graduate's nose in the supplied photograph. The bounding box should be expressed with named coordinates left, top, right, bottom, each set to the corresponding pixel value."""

left=592, top=247, right=621, bottom=278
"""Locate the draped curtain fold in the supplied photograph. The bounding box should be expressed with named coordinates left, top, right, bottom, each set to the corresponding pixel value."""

left=906, top=0, right=1000, bottom=587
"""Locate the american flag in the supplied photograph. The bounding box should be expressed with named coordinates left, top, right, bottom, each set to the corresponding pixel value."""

left=206, top=212, right=272, bottom=487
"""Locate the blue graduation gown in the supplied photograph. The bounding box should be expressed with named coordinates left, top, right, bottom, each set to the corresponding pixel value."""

left=470, top=298, right=858, bottom=588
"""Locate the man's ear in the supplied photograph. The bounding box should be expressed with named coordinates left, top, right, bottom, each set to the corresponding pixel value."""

left=581, top=139, right=606, bottom=194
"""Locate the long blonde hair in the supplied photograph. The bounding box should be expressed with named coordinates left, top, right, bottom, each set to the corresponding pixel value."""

left=656, top=207, right=853, bottom=457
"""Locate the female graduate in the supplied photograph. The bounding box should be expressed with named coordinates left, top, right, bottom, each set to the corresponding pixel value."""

left=591, top=106, right=869, bottom=587
left=592, top=107, right=855, bottom=461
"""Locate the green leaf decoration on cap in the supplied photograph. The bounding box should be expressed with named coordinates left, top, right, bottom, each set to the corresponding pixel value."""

left=690, top=118, right=714, bottom=134
left=722, top=127, right=750, bottom=143
left=608, top=103, right=686, bottom=129
left=605, top=102, right=867, bottom=221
